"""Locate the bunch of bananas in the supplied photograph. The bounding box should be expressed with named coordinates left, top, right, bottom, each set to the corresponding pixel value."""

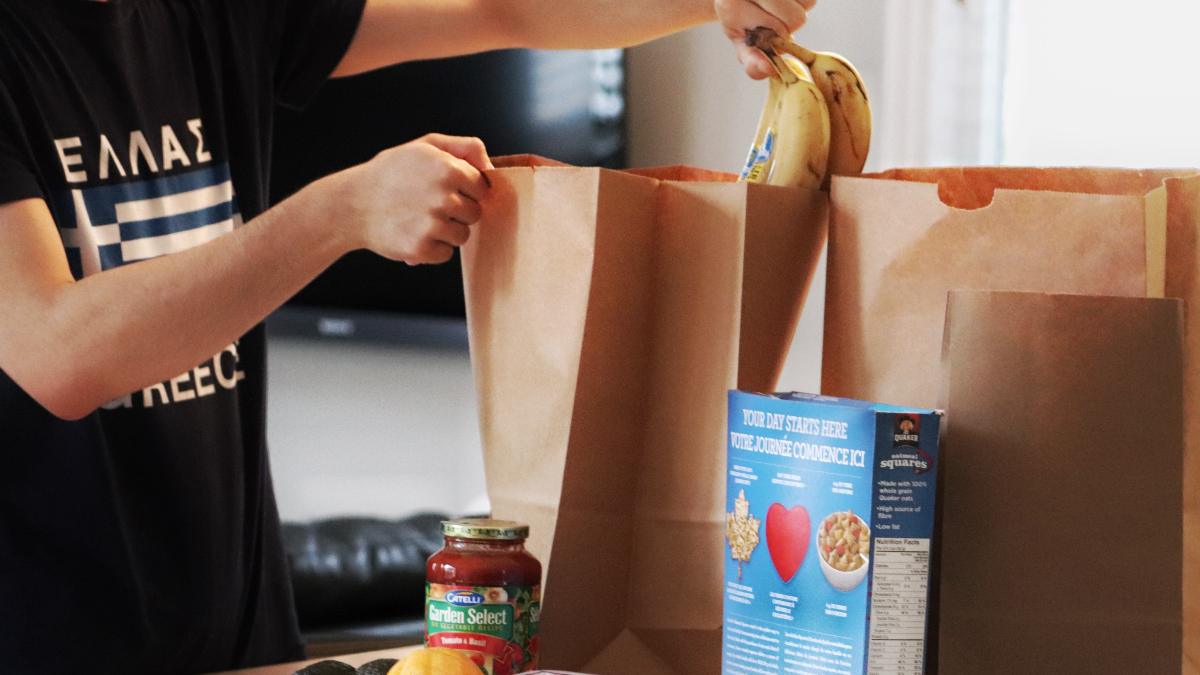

left=738, top=28, right=872, bottom=190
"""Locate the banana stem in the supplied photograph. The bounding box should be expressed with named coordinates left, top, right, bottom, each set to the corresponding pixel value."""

left=744, top=27, right=800, bottom=84
left=743, top=26, right=776, bottom=51
left=745, top=27, right=819, bottom=67
left=774, top=39, right=818, bottom=66
left=763, top=50, right=800, bottom=85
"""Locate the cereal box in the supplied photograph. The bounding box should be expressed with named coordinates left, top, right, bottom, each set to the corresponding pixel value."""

left=723, top=391, right=942, bottom=675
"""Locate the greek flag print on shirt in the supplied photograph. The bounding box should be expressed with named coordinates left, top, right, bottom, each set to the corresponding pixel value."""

left=50, top=162, right=242, bottom=279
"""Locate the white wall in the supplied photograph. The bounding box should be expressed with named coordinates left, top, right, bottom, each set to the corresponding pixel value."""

left=267, top=7, right=888, bottom=521
left=1003, top=0, right=1200, bottom=167
left=267, top=338, right=487, bottom=521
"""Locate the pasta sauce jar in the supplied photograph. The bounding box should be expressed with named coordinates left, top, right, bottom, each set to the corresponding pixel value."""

left=426, top=518, right=542, bottom=675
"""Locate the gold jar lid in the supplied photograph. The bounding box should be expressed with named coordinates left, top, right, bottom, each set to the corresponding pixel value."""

left=442, top=518, right=530, bottom=541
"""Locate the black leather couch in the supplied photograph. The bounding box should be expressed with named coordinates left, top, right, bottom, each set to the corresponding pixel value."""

left=282, top=513, right=448, bottom=657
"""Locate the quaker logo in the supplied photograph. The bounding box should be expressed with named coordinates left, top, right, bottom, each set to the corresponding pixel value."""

left=445, top=591, right=485, bottom=607
left=893, top=414, right=921, bottom=447
left=879, top=447, right=933, bottom=475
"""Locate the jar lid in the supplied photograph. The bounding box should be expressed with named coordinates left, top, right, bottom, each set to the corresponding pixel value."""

left=443, top=518, right=530, bottom=540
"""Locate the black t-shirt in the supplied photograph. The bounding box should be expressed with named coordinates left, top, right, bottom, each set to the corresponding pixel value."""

left=0, top=0, right=365, bottom=672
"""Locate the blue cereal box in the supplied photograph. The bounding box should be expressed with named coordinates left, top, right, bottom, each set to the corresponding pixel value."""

left=723, top=391, right=942, bottom=675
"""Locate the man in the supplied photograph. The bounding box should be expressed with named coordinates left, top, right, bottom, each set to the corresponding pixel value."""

left=0, top=0, right=814, bottom=672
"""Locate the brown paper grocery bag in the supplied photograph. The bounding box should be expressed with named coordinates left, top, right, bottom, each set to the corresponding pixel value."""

left=935, top=290, right=1185, bottom=674
left=823, top=167, right=1200, bottom=409
left=824, top=168, right=1200, bottom=672
left=462, top=156, right=826, bottom=673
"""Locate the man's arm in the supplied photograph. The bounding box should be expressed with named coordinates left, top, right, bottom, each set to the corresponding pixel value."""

left=332, top=0, right=815, bottom=79
left=0, top=134, right=491, bottom=420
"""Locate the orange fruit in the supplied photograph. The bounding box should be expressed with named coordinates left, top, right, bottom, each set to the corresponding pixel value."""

left=387, top=647, right=482, bottom=675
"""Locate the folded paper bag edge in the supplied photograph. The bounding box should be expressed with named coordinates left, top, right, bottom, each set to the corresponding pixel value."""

left=492, top=154, right=749, bottom=185
left=841, top=166, right=1200, bottom=211
left=492, top=154, right=572, bottom=169
left=624, top=164, right=737, bottom=183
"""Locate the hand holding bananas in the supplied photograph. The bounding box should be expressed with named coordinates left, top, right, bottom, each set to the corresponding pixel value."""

left=738, top=27, right=871, bottom=190
left=715, top=0, right=819, bottom=80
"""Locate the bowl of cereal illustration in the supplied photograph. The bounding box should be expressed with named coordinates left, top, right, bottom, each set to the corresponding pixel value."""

left=816, top=510, right=870, bottom=591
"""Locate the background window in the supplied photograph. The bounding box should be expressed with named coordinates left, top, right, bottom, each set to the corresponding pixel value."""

left=1002, top=0, right=1200, bottom=167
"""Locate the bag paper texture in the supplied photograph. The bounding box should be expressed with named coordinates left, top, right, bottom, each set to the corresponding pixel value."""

left=823, top=168, right=1200, bottom=671
left=462, top=156, right=827, bottom=673
left=935, top=291, right=1184, bottom=673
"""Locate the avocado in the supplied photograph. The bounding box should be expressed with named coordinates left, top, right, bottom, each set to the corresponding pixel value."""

left=357, top=658, right=398, bottom=675
left=292, top=659, right=357, bottom=675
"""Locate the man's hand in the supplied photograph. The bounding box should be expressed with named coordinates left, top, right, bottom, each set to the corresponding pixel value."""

left=324, top=133, right=493, bottom=265
left=716, top=0, right=817, bottom=79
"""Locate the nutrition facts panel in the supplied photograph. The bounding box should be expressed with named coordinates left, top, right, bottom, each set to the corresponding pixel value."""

left=866, top=538, right=929, bottom=674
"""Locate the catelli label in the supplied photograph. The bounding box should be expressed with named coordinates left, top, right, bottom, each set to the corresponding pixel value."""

left=426, top=583, right=540, bottom=675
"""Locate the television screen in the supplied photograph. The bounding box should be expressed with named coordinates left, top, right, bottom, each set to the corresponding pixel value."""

left=267, top=49, right=626, bottom=345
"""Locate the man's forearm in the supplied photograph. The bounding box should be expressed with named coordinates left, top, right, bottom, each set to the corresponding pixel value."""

left=499, top=0, right=716, bottom=50
left=18, top=181, right=349, bottom=419
left=333, top=0, right=715, bottom=77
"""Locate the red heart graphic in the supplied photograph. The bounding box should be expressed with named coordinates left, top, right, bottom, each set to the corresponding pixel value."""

left=766, top=503, right=811, bottom=583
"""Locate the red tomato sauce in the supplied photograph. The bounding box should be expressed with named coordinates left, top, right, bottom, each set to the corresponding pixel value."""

left=425, top=519, right=542, bottom=675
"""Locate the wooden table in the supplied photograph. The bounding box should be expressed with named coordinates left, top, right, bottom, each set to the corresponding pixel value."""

left=209, top=646, right=420, bottom=675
